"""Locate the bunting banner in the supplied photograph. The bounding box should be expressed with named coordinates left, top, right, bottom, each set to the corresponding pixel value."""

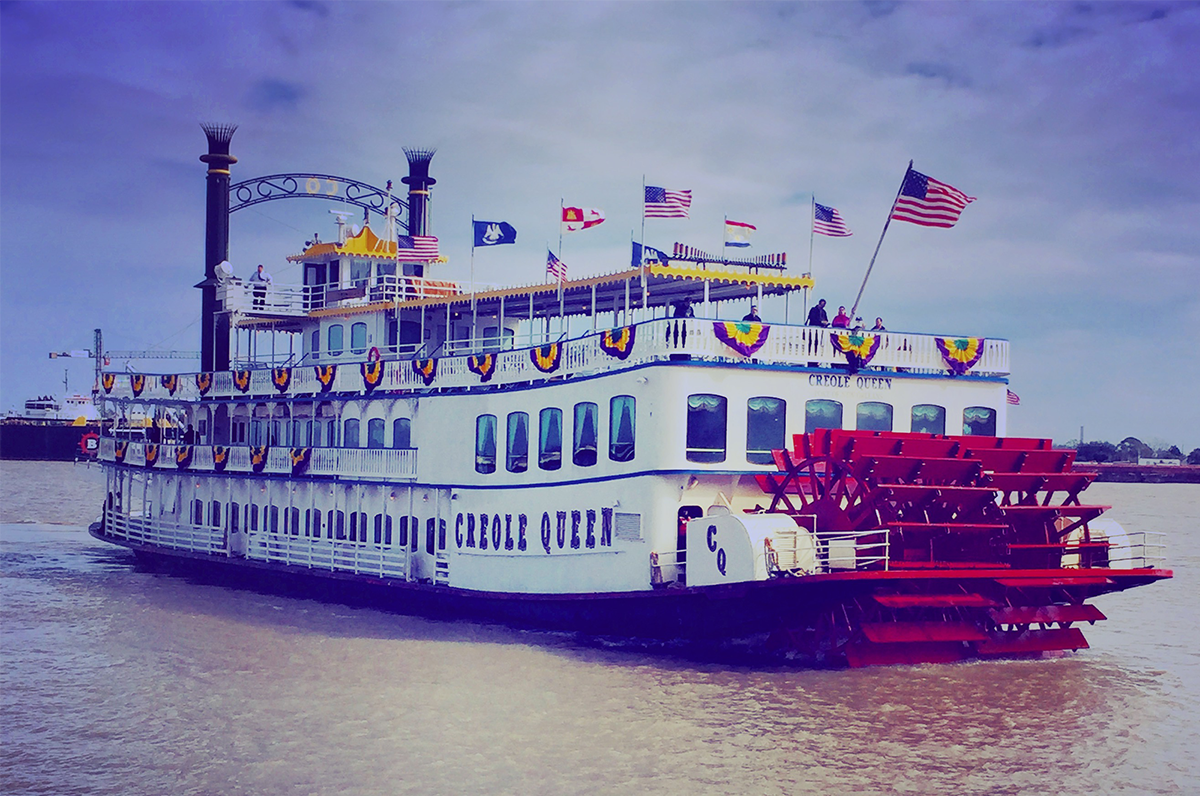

left=314, top=364, right=336, bottom=393
left=196, top=372, right=213, bottom=396
left=290, top=447, right=312, bottom=475
left=468, top=353, right=497, bottom=382
left=531, top=343, right=562, bottom=373
left=114, top=441, right=127, bottom=464
left=160, top=374, right=179, bottom=396
left=130, top=374, right=146, bottom=398
left=600, top=326, right=636, bottom=360
left=412, top=358, right=437, bottom=386
left=936, top=337, right=987, bottom=375
left=233, top=369, right=252, bottom=394
left=102, top=373, right=115, bottom=394
left=830, top=332, right=882, bottom=369
left=175, top=445, right=193, bottom=470
left=272, top=367, right=291, bottom=394
left=713, top=322, right=771, bottom=357
left=250, top=445, right=269, bottom=473
left=213, top=445, right=229, bottom=472
left=361, top=359, right=384, bottom=393
left=144, top=443, right=159, bottom=467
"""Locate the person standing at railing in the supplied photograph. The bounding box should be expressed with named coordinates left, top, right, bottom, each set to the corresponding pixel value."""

left=832, top=305, right=851, bottom=328
left=871, top=317, right=886, bottom=331
left=250, top=264, right=272, bottom=309
left=806, top=298, right=829, bottom=327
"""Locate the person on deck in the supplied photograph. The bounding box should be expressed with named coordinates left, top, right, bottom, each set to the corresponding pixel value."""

left=872, top=317, right=886, bottom=331
left=832, top=306, right=851, bottom=328
left=673, top=298, right=694, bottom=318
left=742, top=305, right=762, bottom=322
left=250, top=264, right=272, bottom=309
left=806, top=299, right=829, bottom=327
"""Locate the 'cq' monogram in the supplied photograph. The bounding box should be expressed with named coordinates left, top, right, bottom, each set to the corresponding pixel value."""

left=707, top=524, right=726, bottom=576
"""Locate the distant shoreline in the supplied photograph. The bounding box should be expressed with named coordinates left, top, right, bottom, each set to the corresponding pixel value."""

left=1083, top=463, right=1200, bottom=484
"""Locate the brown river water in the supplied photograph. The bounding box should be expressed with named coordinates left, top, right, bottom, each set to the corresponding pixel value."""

left=1, top=460, right=1197, bottom=795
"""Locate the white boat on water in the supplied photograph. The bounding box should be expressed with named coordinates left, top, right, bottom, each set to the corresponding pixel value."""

left=89, top=132, right=1171, bottom=667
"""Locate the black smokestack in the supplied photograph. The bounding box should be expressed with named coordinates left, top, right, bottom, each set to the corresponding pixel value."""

left=198, top=123, right=237, bottom=373
left=401, top=148, right=436, bottom=236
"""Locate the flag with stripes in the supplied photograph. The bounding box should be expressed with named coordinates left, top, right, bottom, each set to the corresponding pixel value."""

left=547, top=250, right=567, bottom=282
left=1007, top=389, right=1021, bottom=406
left=724, top=220, right=755, bottom=247
left=813, top=202, right=852, bottom=237
left=562, top=207, right=605, bottom=232
left=644, top=186, right=692, bottom=218
left=892, top=166, right=975, bottom=228
left=397, top=235, right=440, bottom=259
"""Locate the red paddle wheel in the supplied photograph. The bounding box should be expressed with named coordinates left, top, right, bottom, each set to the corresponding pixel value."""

left=755, top=429, right=1171, bottom=667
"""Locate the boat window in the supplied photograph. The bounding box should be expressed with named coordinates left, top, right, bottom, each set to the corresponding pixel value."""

left=393, top=418, right=412, bottom=449
left=230, top=503, right=240, bottom=534
left=439, top=519, right=447, bottom=550
left=350, top=259, right=371, bottom=287
left=374, top=514, right=383, bottom=545
left=609, top=396, right=636, bottom=463
left=210, top=500, right=222, bottom=528
left=289, top=508, right=300, bottom=536
left=384, top=515, right=393, bottom=546
left=269, top=506, right=280, bottom=535
left=573, top=402, right=599, bottom=467
left=482, top=326, right=515, bottom=352
left=398, top=516, right=409, bottom=547
left=476, top=414, right=497, bottom=474
left=804, top=399, right=843, bottom=432
left=507, top=412, right=529, bottom=473
left=426, top=518, right=436, bottom=555
left=911, top=404, right=946, bottom=435
left=367, top=418, right=385, bottom=449
left=192, top=499, right=203, bottom=526
left=686, top=394, right=727, bottom=463
left=328, top=260, right=340, bottom=285
left=344, top=418, right=360, bottom=448
left=377, top=261, right=396, bottom=279
left=351, top=322, right=367, bottom=354
left=539, top=408, right=562, bottom=471
left=306, top=509, right=319, bottom=538
left=247, top=504, right=258, bottom=533
left=746, top=397, right=785, bottom=464
left=963, top=406, right=997, bottom=436
left=328, top=324, right=344, bottom=355
left=328, top=510, right=345, bottom=540
left=856, top=402, right=894, bottom=432
left=349, top=512, right=358, bottom=542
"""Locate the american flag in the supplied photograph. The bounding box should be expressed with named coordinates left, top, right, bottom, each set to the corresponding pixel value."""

left=644, top=186, right=692, bottom=218
left=397, top=235, right=440, bottom=259
left=892, top=167, right=975, bottom=228
left=1007, top=389, right=1021, bottom=406
left=813, top=202, right=852, bottom=237
left=546, top=249, right=567, bottom=282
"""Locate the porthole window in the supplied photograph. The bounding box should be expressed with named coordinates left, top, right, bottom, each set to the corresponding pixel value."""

left=344, top=418, right=360, bottom=448
left=911, top=404, right=946, bottom=435
left=746, top=397, right=785, bottom=464
left=476, top=414, right=497, bottom=474
left=963, top=406, right=997, bottom=436
left=686, top=394, right=727, bottom=463
left=609, top=396, right=636, bottom=462
left=573, top=402, right=599, bottom=467
left=539, top=408, right=562, bottom=471
left=856, top=402, right=894, bottom=432
left=351, top=322, right=367, bottom=354
left=367, top=418, right=385, bottom=449
left=507, top=412, right=529, bottom=473
left=804, top=399, right=843, bottom=432
left=328, top=324, right=344, bottom=355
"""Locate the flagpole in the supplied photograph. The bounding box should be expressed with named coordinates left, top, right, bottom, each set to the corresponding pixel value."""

left=639, top=177, right=647, bottom=321
left=850, top=160, right=911, bottom=320
left=808, top=194, right=815, bottom=276
left=558, top=199, right=564, bottom=258
left=470, top=215, right=476, bottom=313
left=721, top=214, right=728, bottom=266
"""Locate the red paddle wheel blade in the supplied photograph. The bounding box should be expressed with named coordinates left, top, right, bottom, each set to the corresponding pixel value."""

left=975, top=627, right=1090, bottom=656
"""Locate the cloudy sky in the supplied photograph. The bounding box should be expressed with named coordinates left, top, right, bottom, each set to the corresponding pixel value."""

left=2, top=1, right=1197, bottom=450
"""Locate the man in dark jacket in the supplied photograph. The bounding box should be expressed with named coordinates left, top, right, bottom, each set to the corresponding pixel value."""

left=806, top=298, right=829, bottom=327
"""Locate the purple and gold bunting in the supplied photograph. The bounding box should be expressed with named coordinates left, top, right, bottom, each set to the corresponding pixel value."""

left=936, top=337, right=986, bottom=376
left=196, top=372, right=212, bottom=396
left=468, top=353, right=497, bottom=382
left=232, top=369, right=252, bottom=394
left=412, top=358, right=437, bottom=386
left=600, top=326, right=636, bottom=360
left=130, top=374, right=146, bottom=397
left=290, top=447, right=312, bottom=475
left=361, top=359, right=384, bottom=393
left=250, top=445, right=269, bottom=473
left=531, top=343, right=562, bottom=373
left=314, top=364, right=336, bottom=393
left=102, top=373, right=115, bottom=394
left=212, top=445, right=229, bottom=472
left=272, top=367, right=291, bottom=393
left=144, top=443, right=159, bottom=467
left=713, top=322, right=770, bottom=357
left=830, top=332, right=882, bottom=369
left=175, top=445, right=193, bottom=470
left=114, top=441, right=127, bottom=464
left=160, top=374, right=179, bottom=396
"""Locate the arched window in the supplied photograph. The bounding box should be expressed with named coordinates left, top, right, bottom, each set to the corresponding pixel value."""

left=539, top=408, right=562, bottom=471
left=804, top=399, right=843, bottom=432
left=746, top=397, right=785, bottom=464
left=367, top=418, right=385, bottom=449
left=911, top=404, right=946, bottom=435
left=351, top=322, right=367, bottom=354
left=686, top=394, right=727, bottom=463
left=392, top=418, right=411, bottom=449
left=310, top=330, right=320, bottom=359
left=344, top=418, right=360, bottom=448
left=963, top=407, right=997, bottom=436
left=328, top=324, right=344, bottom=355
left=475, top=414, right=497, bottom=474
left=573, top=402, right=598, bottom=467
left=856, top=402, right=893, bottom=432
left=507, top=412, right=529, bottom=473
left=609, top=396, right=636, bottom=462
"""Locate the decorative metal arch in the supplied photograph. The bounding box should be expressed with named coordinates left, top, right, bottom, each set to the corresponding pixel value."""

left=229, top=173, right=408, bottom=221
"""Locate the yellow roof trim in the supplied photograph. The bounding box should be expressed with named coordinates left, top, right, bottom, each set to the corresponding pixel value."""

left=286, top=224, right=398, bottom=262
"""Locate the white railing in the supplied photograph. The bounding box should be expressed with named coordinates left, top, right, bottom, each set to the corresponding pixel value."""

left=100, top=318, right=1010, bottom=403
left=217, top=275, right=464, bottom=316
left=248, top=534, right=409, bottom=579
left=99, top=443, right=417, bottom=481
left=1104, top=531, right=1169, bottom=569
left=101, top=509, right=226, bottom=555
left=770, top=527, right=891, bottom=574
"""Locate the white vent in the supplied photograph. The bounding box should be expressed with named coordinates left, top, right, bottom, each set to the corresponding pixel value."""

left=614, top=512, right=642, bottom=542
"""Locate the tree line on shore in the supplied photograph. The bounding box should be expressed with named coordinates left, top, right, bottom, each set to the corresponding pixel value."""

left=1063, top=436, right=1200, bottom=464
